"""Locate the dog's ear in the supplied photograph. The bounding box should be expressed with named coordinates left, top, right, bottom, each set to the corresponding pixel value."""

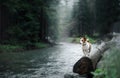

left=80, top=38, right=83, bottom=44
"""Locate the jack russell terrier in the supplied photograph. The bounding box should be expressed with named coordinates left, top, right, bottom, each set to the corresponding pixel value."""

left=80, top=37, right=91, bottom=56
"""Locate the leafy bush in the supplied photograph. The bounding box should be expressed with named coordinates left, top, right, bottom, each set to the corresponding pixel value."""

left=91, top=69, right=105, bottom=78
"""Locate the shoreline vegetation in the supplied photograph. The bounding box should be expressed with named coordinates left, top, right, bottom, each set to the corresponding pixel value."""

left=0, top=34, right=112, bottom=53
left=0, top=34, right=105, bottom=53
left=0, top=36, right=96, bottom=53
left=0, top=42, right=52, bottom=53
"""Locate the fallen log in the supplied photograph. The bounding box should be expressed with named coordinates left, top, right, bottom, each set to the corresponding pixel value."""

left=73, top=35, right=117, bottom=76
left=64, top=33, right=120, bottom=78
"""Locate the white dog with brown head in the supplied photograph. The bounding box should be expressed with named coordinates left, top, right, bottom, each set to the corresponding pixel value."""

left=80, top=37, right=91, bottom=56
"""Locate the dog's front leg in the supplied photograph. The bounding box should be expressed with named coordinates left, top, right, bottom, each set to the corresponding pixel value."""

left=87, top=53, right=90, bottom=56
left=83, top=50, right=86, bottom=56
left=83, top=49, right=87, bottom=56
left=87, top=50, right=90, bottom=56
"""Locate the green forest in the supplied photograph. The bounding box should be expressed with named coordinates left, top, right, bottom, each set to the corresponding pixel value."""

left=0, top=0, right=119, bottom=50
left=0, top=0, right=120, bottom=78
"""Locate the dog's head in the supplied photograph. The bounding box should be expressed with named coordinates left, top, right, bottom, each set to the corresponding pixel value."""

left=80, top=37, right=90, bottom=44
left=80, top=37, right=86, bottom=44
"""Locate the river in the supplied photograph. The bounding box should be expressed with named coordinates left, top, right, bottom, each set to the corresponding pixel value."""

left=0, top=42, right=96, bottom=78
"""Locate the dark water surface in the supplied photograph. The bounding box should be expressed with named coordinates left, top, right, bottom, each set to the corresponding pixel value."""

left=0, top=42, right=86, bottom=78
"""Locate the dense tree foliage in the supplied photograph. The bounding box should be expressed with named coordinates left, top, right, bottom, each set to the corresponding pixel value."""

left=70, top=0, right=119, bottom=37
left=0, top=0, right=59, bottom=46
left=0, top=0, right=120, bottom=47
left=72, top=0, right=93, bottom=36
left=95, top=0, right=119, bottom=35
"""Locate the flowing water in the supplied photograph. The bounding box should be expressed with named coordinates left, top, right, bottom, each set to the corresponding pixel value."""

left=0, top=42, right=97, bottom=78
